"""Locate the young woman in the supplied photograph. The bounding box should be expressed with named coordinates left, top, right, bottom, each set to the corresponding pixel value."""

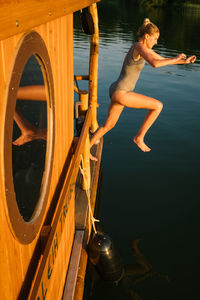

left=90, top=18, right=196, bottom=160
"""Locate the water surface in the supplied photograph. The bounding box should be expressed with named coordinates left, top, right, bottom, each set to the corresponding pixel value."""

left=74, top=2, right=200, bottom=299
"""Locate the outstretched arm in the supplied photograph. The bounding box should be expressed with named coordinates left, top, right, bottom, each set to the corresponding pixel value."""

left=136, top=43, right=196, bottom=68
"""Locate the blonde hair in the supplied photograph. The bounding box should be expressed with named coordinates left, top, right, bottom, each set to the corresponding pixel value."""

left=137, top=18, right=159, bottom=38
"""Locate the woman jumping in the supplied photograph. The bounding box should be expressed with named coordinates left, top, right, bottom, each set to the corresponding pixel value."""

left=90, top=18, right=196, bottom=160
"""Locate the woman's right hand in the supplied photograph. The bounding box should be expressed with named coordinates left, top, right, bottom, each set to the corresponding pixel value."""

left=175, top=53, right=196, bottom=64
left=185, top=55, right=196, bottom=64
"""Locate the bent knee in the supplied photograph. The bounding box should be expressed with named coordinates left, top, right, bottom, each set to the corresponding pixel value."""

left=156, top=101, right=163, bottom=111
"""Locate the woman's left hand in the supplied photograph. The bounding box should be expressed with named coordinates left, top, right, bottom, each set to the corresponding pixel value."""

left=185, top=55, right=196, bottom=64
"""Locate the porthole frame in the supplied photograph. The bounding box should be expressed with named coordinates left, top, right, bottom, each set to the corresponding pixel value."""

left=4, top=31, right=55, bottom=244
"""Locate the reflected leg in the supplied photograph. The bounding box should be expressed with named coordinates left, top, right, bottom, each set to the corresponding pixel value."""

left=13, top=107, right=46, bottom=146
left=13, top=85, right=47, bottom=146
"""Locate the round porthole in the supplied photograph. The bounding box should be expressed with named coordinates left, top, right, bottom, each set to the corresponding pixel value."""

left=4, top=32, right=54, bottom=244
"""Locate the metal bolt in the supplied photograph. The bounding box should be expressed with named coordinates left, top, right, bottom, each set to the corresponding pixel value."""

left=16, top=20, right=19, bottom=27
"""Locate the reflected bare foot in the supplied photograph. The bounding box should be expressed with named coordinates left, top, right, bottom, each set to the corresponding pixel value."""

left=13, top=129, right=47, bottom=146
left=133, top=136, right=151, bottom=152
left=90, top=152, right=98, bottom=161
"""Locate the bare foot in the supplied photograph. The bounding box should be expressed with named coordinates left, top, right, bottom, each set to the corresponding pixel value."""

left=13, top=129, right=47, bottom=146
left=133, top=136, right=151, bottom=152
left=90, top=152, right=98, bottom=161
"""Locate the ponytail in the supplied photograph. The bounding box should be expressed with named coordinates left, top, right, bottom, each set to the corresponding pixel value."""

left=137, top=18, right=159, bottom=38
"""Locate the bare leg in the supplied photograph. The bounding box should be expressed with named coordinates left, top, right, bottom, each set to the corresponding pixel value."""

left=13, top=107, right=46, bottom=146
left=90, top=102, right=124, bottom=160
left=133, top=109, right=162, bottom=152
left=112, top=90, right=163, bottom=152
left=90, top=90, right=163, bottom=158
left=13, top=85, right=47, bottom=146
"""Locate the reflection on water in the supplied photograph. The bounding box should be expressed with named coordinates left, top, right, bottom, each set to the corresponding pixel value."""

left=87, top=230, right=169, bottom=300
left=74, top=1, right=200, bottom=299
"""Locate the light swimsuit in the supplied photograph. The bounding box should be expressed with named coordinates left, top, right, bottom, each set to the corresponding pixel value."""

left=109, top=43, right=145, bottom=98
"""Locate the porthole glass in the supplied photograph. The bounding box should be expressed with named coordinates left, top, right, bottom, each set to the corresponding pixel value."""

left=4, top=32, right=54, bottom=244
left=12, top=55, right=47, bottom=222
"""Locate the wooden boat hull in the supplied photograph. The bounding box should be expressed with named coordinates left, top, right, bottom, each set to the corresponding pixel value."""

left=0, top=1, right=101, bottom=299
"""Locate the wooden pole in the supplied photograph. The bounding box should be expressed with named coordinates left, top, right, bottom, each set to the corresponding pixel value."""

left=88, top=3, right=99, bottom=133
left=79, top=91, right=89, bottom=113
left=79, top=92, right=91, bottom=191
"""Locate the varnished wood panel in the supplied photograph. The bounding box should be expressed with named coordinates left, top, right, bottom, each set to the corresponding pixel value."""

left=0, top=0, right=100, bottom=41
left=0, top=14, right=75, bottom=300
left=29, top=107, right=93, bottom=299
left=62, top=231, right=84, bottom=300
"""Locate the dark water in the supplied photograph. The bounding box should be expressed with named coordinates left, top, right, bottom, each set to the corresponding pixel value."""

left=74, top=2, right=200, bottom=299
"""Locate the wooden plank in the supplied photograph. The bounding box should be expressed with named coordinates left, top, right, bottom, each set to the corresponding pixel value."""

left=84, top=139, right=103, bottom=242
left=74, top=75, right=89, bottom=81
left=62, top=230, right=84, bottom=300
left=75, top=139, right=103, bottom=230
left=71, top=140, right=103, bottom=300
left=90, top=139, right=103, bottom=214
left=75, top=176, right=88, bottom=230
left=45, top=197, right=75, bottom=300
left=0, top=0, right=100, bottom=41
left=74, top=248, right=88, bottom=300
left=0, top=196, right=14, bottom=300
left=0, top=34, right=38, bottom=299
left=0, top=15, right=76, bottom=300
left=28, top=108, right=92, bottom=300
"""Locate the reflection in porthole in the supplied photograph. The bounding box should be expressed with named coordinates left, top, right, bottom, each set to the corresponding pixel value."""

left=12, top=55, right=47, bottom=222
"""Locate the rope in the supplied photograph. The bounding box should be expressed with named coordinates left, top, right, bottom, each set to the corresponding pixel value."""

left=79, top=155, right=99, bottom=234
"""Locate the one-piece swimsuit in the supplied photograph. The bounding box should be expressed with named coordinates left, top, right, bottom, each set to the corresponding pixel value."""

left=109, top=43, right=145, bottom=98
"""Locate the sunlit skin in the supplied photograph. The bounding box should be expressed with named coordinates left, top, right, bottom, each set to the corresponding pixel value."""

left=13, top=108, right=46, bottom=146
left=13, top=85, right=47, bottom=146
left=90, top=31, right=196, bottom=161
